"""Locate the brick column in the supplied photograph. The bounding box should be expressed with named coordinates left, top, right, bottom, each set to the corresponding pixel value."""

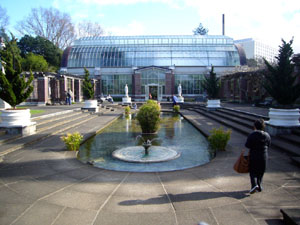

left=132, top=73, right=141, bottom=99
left=37, top=76, right=49, bottom=105
left=165, top=72, right=175, bottom=96
left=74, top=79, right=82, bottom=102
left=239, top=77, right=247, bottom=102
left=59, top=76, right=67, bottom=102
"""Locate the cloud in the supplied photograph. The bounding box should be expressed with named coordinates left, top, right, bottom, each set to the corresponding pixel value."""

left=183, top=0, right=300, bottom=52
left=52, top=0, right=300, bottom=52
left=106, top=20, right=146, bottom=36
left=107, top=21, right=145, bottom=36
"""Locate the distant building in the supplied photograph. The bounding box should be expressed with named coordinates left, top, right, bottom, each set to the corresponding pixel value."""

left=234, top=38, right=277, bottom=63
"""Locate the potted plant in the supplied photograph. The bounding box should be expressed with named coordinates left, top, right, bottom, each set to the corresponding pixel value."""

left=0, top=35, right=34, bottom=127
left=263, top=39, right=300, bottom=127
left=202, top=66, right=221, bottom=108
left=136, top=100, right=160, bottom=134
left=82, top=67, right=97, bottom=109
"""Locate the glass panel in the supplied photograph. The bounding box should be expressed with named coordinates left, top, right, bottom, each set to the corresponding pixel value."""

left=68, top=36, right=240, bottom=68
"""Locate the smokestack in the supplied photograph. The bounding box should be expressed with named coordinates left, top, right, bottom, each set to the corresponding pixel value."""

left=222, top=14, right=225, bottom=36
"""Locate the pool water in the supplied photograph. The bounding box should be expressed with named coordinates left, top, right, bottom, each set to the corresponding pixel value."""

left=78, top=112, right=213, bottom=172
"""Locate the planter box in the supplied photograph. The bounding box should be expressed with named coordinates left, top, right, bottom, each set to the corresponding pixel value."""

left=267, top=108, right=300, bottom=126
left=206, top=99, right=221, bottom=108
left=0, top=109, right=36, bottom=136
left=82, top=100, right=99, bottom=112
left=1, top=109, right=32, bottom=126
left=265, top=108, right=300, bottom=135
left=84, top=100, right=98, bottom=108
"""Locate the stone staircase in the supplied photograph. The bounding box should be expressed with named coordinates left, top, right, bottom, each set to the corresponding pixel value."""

left=181, top=104, right=300, bottom=162
left=0, top=105, right=123, bottom=157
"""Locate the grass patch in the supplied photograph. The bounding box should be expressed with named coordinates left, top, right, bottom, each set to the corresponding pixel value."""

left=0, top=107, right=45, bottom=115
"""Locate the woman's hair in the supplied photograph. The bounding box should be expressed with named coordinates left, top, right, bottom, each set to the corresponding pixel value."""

left=254, top=119, right=265, bottom=130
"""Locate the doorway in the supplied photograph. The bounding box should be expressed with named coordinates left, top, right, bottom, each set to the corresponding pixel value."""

left=145, top=84, right=162, bottom=101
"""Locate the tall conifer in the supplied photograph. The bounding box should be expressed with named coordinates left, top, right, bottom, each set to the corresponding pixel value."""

left=0, top=35, right=33, bottom=109
left=263, top=39, right=300, bottom=107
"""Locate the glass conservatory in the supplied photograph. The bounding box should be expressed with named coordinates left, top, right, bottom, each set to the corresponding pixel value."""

left=61, top=35, right=244, bottom=99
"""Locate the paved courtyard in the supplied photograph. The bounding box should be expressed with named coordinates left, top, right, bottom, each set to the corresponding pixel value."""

left=0, top=103, right=299, bottom=225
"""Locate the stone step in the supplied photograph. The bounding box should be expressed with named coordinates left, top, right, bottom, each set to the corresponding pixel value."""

left=271, top=138, right=300, bottom=157
left=37, top=112, right=89, bottom=132
left=221, top=107, right=269, bottom=120
left=291, top=157, right=300, bottom=167
left=0, top=106, right=122, bottom=156
left=280, top=208, right=300, bottom=225
left=278, top=134, right=300, bottom=146
left=35, top=111, right=83, bottom=127
left=0, top=113, right=99, bottom=157
left=218, top=107, right=268, bottom=122
left=186, top=108, right=300, bottom=158
left=211, top=109, right=255, bottom=129
left=191, top=108, right=252, bottom=136
left=292, top=128, right=300, bottom=136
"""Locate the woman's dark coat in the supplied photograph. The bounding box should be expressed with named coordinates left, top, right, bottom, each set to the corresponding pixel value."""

left=245, top=130, right=271, bottom=174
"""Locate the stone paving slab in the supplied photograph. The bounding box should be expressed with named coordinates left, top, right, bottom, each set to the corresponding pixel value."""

left=0, top=104, right=299, bottom=225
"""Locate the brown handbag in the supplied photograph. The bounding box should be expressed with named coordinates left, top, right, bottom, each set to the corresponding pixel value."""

left=233, top=150, right=249, bottom=173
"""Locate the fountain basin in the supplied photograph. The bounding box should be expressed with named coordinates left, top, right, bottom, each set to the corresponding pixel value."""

left=112, top=146, right=180, bottom=163
left=78, top=113, right=212, bottom=172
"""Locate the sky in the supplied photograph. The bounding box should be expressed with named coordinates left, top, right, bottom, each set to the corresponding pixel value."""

left=1, top=0, right=300, bottom=53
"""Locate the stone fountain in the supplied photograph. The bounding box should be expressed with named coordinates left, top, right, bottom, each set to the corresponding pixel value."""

left=112, top=135, right=180, bottom=163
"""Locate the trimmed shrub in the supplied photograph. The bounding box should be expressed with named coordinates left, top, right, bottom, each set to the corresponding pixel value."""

left=124, top=106, right=131, bottom=114
left=208, top=127, right=231, bottom=151
left=136, top=100, right=160, bottom=133
left=61, top=132, right=83, bottom=151
left=173, top=105, right=180, bottom=113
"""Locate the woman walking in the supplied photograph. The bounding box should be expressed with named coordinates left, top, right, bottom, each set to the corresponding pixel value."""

left=245, top=119, right=271, bottom=194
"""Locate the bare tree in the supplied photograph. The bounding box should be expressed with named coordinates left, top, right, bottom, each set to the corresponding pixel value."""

left=0, top=6, right=9, bottom=29
left=76, top=20, right=104, bottom=38
left=15, top=7, right=75, bottom=49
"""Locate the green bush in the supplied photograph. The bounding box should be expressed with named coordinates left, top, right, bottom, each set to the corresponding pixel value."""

left=61, top=132, right=83, bottom=151
left=124, top=106, right=131, bottom=114
left=173, top=105, right=180, bottom=113
left=136, top=100, right=160, bottom=133
left=208, top=127, right=231, bottom=151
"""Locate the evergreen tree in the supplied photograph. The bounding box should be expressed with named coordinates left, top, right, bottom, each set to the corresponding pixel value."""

left=82, top=67, right=94, bottom=100
left=193, top=23, right=209, bottom=35
left=202, top=66, right=220, bottom=99
left=263, top=38, right=300, bottom=107
left=18, top=35, right=62, bottom=71
left=0, top=35, right=34, bottom=109
left=22, top=52, right=48, bottom=72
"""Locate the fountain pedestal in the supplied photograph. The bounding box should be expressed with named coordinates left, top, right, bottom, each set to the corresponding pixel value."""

left=112, top=146, right=180, bottom=163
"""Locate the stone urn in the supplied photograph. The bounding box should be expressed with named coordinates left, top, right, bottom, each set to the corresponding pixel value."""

left=206, top=99, right=221, bottom=108
left=0, top=108, right=32, bottom=126
left=268, top=108, right=300, bottom=126
left=84, top=99, right=98, bottom=108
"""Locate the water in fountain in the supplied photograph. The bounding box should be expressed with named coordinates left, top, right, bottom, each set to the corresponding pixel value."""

left=78, top=113, right=213, bottom=172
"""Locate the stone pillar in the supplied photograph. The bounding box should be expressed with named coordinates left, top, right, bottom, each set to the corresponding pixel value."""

left=37, top=76, right=49, bottom=105
left=132, top=72, right=141, bottom=99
